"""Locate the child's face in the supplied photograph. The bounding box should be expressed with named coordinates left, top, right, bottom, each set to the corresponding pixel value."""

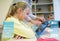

left=23, top=7, right=31, bottom=15
left=22, top=7, right=31, bottom=19
left=17, top=7, right=30, bottom=20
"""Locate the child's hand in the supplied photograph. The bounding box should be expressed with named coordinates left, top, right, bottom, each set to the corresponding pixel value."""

left=33, top=20, right=42, bottom=26
left=39, top=17, right=46, bottom=23
left=14, top=34, right=26, bottom=39
left=48, top=24, right=50, bottom=27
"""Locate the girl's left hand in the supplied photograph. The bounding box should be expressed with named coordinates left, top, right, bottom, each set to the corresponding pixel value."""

left=14, top=34, right=26, bottom=39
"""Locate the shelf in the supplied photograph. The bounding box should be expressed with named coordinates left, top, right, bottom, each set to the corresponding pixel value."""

left=32, top=0, right=54, bottom=20
left=32, top=2, right=53, bottom=5
left=33, top=11, right=54, bottom=14
left=32, top=3, right=36, bottom=5
left=32, top=12, right=36, bottom=13
left=36, top=2, right=53, bottom=5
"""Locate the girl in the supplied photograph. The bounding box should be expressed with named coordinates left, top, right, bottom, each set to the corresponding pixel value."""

left=5, top=2, right=36, bottom=39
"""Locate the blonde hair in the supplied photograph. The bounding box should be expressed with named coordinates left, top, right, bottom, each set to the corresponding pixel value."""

left=5, top=2, right=28, bottom=20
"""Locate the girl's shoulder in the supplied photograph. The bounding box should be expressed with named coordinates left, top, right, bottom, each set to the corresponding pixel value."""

left=5, top=17, right=18, bottom=22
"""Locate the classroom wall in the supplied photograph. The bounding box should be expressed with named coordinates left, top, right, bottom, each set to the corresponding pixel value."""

left=0, top=0, right=13, bottom=25
left=53, top=0, right=60, bottom=21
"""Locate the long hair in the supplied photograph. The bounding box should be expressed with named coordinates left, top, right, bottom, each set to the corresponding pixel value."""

left=5, top=2, right=28, bottom=20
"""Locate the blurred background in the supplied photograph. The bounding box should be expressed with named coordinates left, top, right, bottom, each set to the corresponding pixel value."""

left=0, top=0, right=60, bottom=41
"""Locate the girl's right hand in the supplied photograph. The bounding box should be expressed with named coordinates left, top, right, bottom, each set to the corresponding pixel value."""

left=33, top=20, right=42, bottom=26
